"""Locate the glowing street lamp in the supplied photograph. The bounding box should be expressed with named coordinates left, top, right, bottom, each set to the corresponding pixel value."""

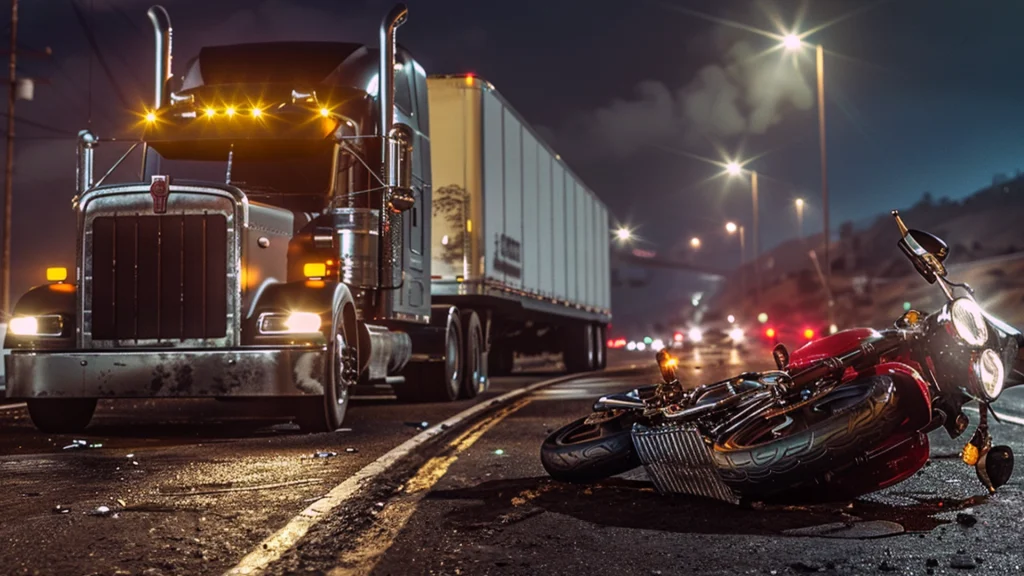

left=690, top=237, right=701, bottom=249
left=614, top=227, right=633, bottom=243
left=725, top=161, right=742, bottom=177
left=782, top=34, right=802, bottom=50
left=725, top=221, right=737, bottom=234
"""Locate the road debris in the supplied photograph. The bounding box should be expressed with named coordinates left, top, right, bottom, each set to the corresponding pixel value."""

left=955, top=512, right=978, bottom=527
left=52, top=504, right=71, bottom=514
left=950, top=555, right=977, bottom=569
left=345, top=447, right=359, bottom=453
left=405, top=421, right=429, bottom=430
left=312, top=451, right=338, bottom=459
left=160, top=478, right=323, bottom=497
left=88, top=505, right=116, bottom=517
left=63, top=439, right=103, bottom=450
left=789, top=561, right=823, bottom=573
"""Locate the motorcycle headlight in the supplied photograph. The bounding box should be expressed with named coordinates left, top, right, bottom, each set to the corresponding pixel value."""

left=972, top=348, right=1005, bottom=401
left=950, top=298, right=988, bottom=347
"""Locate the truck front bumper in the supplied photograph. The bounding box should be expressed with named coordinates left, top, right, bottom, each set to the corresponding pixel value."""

left=5, top=346, right=327, bottom=399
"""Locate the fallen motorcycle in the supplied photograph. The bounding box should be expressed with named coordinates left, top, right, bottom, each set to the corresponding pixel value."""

left=541, top=210, right=1021, bottom=503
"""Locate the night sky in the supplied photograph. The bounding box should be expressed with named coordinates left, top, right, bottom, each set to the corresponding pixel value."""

left=7, top=0, right=1024, bottom=324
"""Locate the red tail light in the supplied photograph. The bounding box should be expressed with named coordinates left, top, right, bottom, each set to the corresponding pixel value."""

left=615, top=338, right=627, bottom=348
left=673, top=331, right=684, bottom=343
left=607, top=339, right=615, bottom=348
left=765, top=327, right=776, bottom=339
left=803, top=328, right=815, bottom=340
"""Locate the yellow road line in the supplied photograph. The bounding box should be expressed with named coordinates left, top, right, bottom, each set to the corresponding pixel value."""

left=328, top=398, right=533, bottom=576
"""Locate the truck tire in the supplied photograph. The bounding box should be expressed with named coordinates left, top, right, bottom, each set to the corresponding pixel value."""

left=296, top=324, right=357, bottom=433
left=459, top=310, right=487, bottom=399
left=564, top=323, right=595, bottom=373
left=593, top=324, right=606, bottom=370
left=394, top=308, right=463, bottom=403
left=712, top=375, right=904, bottom=501
left=541, top=411, right=641, bottom=483
left=27, top=399, right=97, bottom=433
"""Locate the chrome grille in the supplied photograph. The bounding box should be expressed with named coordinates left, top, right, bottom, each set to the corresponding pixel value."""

left=632, top=423, right=739, bottom=504
left=90, top=213, right=228, bottom=341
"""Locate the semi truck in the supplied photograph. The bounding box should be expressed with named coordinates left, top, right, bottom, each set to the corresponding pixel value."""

left=4, top=4, right=611, bottom=433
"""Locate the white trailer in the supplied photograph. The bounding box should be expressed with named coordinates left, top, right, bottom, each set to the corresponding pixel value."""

left=427, top=75, right=611, bottom=374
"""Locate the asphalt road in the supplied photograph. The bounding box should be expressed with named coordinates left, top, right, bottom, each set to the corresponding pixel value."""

left=5, top=345, right=1024, bottom=576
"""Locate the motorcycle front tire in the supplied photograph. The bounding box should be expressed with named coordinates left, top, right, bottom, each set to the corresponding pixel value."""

left=540, top=411, right=641, bottom=483
left=712, top=374, right=905, bottom=501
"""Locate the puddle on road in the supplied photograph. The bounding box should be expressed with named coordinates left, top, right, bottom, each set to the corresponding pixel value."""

left=427, top=477, right=986, bottom=538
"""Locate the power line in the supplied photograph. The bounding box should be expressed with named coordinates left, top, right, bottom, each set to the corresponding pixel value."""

left=69, top=0, right=130, bottom=109
left=0, top=111, right=72, bottom=135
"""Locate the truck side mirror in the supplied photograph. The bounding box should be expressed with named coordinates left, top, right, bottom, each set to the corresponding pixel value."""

left=386, top=122, right=415, bottom=213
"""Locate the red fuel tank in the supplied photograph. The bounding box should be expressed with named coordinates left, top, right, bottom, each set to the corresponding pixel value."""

left=787, top=328, right=884, bottom=370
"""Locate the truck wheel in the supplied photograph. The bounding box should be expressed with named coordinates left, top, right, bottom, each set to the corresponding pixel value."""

left=564, top=323, right=595, bottom=373
left=27, top=399, right=97, bottom=433
left=459, top=310, right=487, bottom=399
left=394, top=308, right=463, bottom=403
left=296, top=326, right=357, bottom=433
left=593, top=324, right=607, bottom=369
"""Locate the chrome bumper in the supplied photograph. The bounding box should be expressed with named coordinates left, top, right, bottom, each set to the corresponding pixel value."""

left=5, top=346, right=326, bottom=398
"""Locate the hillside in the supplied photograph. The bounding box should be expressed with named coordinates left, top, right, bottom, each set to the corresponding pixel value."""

left=705, top=174, right=1024, bottom=332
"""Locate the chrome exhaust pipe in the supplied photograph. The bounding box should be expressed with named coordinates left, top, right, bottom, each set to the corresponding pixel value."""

left=378, top=4, right=407, bottom=146
left=146, top=6, right=172, bottom=109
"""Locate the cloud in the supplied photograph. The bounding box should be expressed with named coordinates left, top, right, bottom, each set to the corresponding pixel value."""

left=559, top=39, right=815, bottom=159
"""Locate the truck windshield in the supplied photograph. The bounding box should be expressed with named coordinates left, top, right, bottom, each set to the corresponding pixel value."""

left=156, top=143, right=342, bottom=211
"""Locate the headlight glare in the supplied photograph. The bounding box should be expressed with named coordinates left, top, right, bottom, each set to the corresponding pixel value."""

left=974, top=348, right=1005, bottom=400
left=950, top=298, right=988, bottom=346
left=258, top=312, right=322, bottom=335
left=285, top=312, right=322, bottom=333
left=8, top=315, right=63, bottom=337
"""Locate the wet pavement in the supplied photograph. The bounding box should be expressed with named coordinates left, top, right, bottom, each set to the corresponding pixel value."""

left=5, top=346, right=1024, bottom=575
left=266, top=348, right=1024, bottom=576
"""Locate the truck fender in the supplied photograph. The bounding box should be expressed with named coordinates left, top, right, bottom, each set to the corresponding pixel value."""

left=7, top=283, right=77, bottom=347
left=246, top=280, right=358, bottom=368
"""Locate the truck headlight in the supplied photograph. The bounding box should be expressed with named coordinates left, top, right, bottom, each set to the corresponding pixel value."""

left=950, top=298, right=988, bottom=347
left=257, top=312, right=322, bottom=335
left=9, top=314, right=64, bottom=337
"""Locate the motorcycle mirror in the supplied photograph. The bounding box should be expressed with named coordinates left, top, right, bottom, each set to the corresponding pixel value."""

left=907, top=230, right=949, bottom=262
left=772, top=343, right=789, bottom=370
left=976, top=445, right=1014, bottom=493
left=656, top=349, right=678, bottom=384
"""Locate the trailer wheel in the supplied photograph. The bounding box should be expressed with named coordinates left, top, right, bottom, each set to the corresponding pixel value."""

left=459, top=310, right=488, bottom=399
left=394, top=308, right=463, bottom=403
left=564, top=323, right=595, bottom=373
left=296, top=324, right=357, bottom=433
left=27, top=399, right=97, bottom=433
left=593, top=324, right=607, bottom=370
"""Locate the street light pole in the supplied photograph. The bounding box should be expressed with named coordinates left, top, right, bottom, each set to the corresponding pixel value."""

left=751, top=170, right=760, bottom=305
left=815, top=43, right=833, bottom=329
left=739, top=224, right=746, bottom=298
left=2, top=0, right=18, bottom=317
left=795, top=198, right=804, bottom=239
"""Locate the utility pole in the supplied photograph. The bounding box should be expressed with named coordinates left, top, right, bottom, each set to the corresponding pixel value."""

left=2, top=0, right=18, bottom=317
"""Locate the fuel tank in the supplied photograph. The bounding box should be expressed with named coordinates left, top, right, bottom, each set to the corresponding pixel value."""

left=787, top=328, right=884, bottom=371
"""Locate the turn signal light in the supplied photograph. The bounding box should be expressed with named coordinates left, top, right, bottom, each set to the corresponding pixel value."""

left=46, top=267, right=68, bottom=282
left=303, top=262, right=327, bottom=279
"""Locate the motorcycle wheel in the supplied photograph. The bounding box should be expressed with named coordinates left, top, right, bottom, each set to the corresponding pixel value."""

left=540, top=410, right=641, bottom=483
left=712, top=375, right=904, bottom=501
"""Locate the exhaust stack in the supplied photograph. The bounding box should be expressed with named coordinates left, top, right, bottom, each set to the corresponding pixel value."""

left=379, top=4, right=408, bottom=147
left=147, top=6, right=172, bottom=109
